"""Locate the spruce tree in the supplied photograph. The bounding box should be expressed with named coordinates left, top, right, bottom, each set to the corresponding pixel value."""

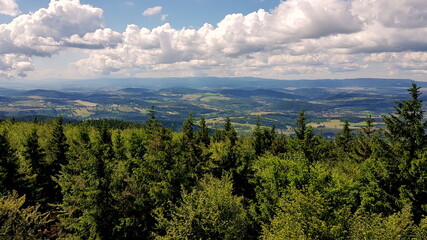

left=384, top=82, right=427, bottom=160
left=196, top=117, right=210, bottom=147
left=224, top=117, right=238, bottom=145
left=292, top=110, right=316, bottom=163
left=0, top=130, right=19, bottom=194
left=21, top=128, right=47, bottom=206
left=352, top=115, right=375, bottom=162
left=45, top=116, right=69, bottom=203
left=335, top=119, right=354, bottom=153
left=57, top=128, right=116, bottom=239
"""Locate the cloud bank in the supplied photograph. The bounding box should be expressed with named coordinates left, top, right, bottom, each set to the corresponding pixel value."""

left=1, top=0, right=427, bottom=79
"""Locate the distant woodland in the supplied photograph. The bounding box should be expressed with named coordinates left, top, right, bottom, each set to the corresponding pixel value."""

left=1, top=83, right=427, bottom=239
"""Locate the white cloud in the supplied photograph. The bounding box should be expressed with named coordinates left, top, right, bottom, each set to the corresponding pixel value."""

left=72, top=0, right=370, bottom=76
left=64, top=28, right=122, bottom=49
left=0, top=0, right=123, bottom=78
left=143, top=6, right=162, bottom=16
left=161, top=14, right=168, bottom=21
left=2, top=0, right=427, bottom=79
left=0, top=0, right=19, bottom=16
left=0, top=54, right=33, bottom=78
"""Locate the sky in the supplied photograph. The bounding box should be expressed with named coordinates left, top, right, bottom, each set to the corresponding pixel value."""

left=0, top=0, right=426, bottom=81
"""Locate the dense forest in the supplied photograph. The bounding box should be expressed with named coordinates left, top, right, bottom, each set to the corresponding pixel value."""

left=1, top=83, right=427, bottom=239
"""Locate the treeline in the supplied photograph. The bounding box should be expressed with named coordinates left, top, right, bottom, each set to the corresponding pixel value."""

left=1, top=83, right=427, bottom=239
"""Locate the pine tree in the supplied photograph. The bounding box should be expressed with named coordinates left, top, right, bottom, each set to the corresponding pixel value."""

left=253, top=121, right=263, bottom=156
left=0, top=130, right=19, bottom=194
left=253, top=120, right=276, bottom=156
left=335, top=119, right=354, bottom=153
left=271, top=133, right=287, bottom=155
left=182, top=114, right=195, bottom=145
left=196, top=117, right=210, bottom=147
left=383, top=83, right=427, bottom=223
left=46, top=116, right=68, bottom=172
left=352, top=115, right=375, bottom=162
left=384, top=82, right=427, bottom=160
left=21, top=128, right=47, bottom=206
left=292, top=110, right=316, bottom=163
left=224, top=117, right=238, bottom=145
left=57, top=128, right=116, bottom=239
left=113, top=131, right=127, bottom=162
left=294, top=110, right=309, bottom=141
left=45, top=116, right=69, bottom=203
left=181, top=114, right=204, bottom=179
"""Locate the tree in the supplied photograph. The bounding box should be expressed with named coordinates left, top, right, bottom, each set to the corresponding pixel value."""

left=291, top=110, right=317, bottom=164
left=113, top=131, right=127, bottom=162
left=179, top=114, right=205, bottom=182
left=382, top=82, right=427, bottom=222
left=20, top=128, right=47, bottom=206
left=270, top=133, right=287, bottom=156
left=44, top=116, right=69, bottom=204
left=350, top=205, right=414, bottom=239
left=293, top=110, right=314, bottom=143
left=155, top=175, right=249, bottom=240
left=0, top=191, right=51, bottom=239
left=384, top=82, right=427, bottom=160
left=335, top=119, right=354, bottom=153
left=46, top=117, right=68, bottom=172
left=224, top=117, right=238, bottom=145
left=0, top=130, right=19, bottom=194
left=352, top=115, right=375, bottom=162
left=253, top=120, right=276, bottom=156
left=57, top=128, right=117, bottom=239
left=262, top=187, right=351, bottom=240
left=196, top=117, right=210, bottom=147
left=128, top=132, right=147, bottom=160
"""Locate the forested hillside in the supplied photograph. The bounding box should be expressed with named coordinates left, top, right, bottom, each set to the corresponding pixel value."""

left=1, top=83, right=427, bottom=239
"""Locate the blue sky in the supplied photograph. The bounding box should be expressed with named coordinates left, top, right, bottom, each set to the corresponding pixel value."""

left=5, top=1, right=280, bottom=30
left=0, top=0, right=426, bottom=81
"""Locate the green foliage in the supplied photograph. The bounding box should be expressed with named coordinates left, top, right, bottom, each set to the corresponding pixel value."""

left=291, top=110, right=318, bottom=163
left=384, top=82, right=426, bottom=160
left=262, top=187, right=351, bottom=240
left=196, top=117, right=210, bottom=147
left=351, top=115, right=375, bottom=162
left=335, top=119, right=354, bottom=153
left=350, top=205, right=415, bottom=239
left=56, top=127, right=117, bottom=239
left=0, top=130, right=19, bottom=194
left=253, top=121, right=276, bottom=156
left=251, top=154, right=291, bottom=221
left=0, top=83, right=426, bottom=239
left=0, top=191, right=51, bottom=239
left=155, top=175, right=249, bottom=240
left=20, top=128, right=48, bottom=206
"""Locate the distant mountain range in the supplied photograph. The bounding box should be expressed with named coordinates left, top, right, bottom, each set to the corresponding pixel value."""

left=0, top=77, right=424, bottom=134
left=0, top=77, right=422, bottom=91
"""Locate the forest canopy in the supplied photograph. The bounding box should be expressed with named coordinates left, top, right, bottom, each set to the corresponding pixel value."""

left=1, top=83, right=427, bottom=239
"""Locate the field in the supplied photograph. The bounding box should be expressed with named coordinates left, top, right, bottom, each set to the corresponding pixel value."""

left=0, top=78, right=422, bottom=134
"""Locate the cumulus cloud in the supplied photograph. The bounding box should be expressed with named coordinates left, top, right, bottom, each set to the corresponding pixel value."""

left=0, top=54, right=33, bottom=78
left=0, top=0, right=19, bottom=16
left=2, top=0, right=427, bottom=79
left=64, top=28, right=122, bottom=49
left=143, top=6, right=162, bottom=16
left=0, top=0, right=123, bottom=78
left=73, top=0, right=370, bottom=76
left=72, top=0, right=425, bottom=78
